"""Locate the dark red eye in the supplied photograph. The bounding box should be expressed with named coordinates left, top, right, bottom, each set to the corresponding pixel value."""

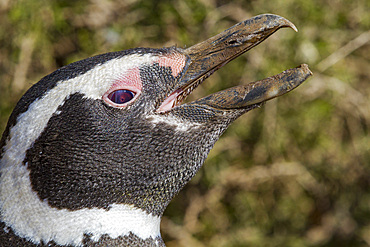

left=107, top=90, right=135, bottom=104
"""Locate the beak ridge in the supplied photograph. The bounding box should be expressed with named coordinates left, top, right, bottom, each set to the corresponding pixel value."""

left=179, top=14, right=298, bottom=90
left=157, top=14, right=311, bottom=115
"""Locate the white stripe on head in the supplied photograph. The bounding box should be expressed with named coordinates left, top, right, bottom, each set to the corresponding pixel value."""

left=147, top=114, right=201, bottom=132
left=0, top=53, right=161, bottom=245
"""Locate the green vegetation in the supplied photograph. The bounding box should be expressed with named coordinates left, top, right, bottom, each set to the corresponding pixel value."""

left=0, top=0, right=369, bottom=246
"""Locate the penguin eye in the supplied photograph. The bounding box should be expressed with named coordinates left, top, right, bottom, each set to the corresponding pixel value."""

left=107, top=90, right=135, bottom=104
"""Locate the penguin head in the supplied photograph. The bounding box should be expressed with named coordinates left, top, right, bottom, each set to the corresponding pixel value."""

left=0, top=14, right=311, bottom=246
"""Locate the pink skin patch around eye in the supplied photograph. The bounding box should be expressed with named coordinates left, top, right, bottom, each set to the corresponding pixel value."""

left=103, top=67, right=142, bottom=108
left=156, top=53, right=186, bottom=77
left=111, top=67, right=142, bottom=91
left=103, top=53, right=186, bottom=109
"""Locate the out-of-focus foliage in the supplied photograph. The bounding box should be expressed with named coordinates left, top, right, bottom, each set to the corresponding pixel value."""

left=0, top=0, right=369, bottom=246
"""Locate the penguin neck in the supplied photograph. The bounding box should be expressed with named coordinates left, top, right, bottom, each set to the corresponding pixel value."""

left=0, top=201, right=163, bottom=246
left=0, top=154, right=162, bottom=246
left=0, top=221, right=165, bottom=247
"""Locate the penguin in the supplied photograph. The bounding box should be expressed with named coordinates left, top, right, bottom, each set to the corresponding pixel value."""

left=0, top=14, right=312, bottom=246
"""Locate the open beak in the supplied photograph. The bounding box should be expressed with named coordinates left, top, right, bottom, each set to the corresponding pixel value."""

left=157, top=14, right=312, bottom=113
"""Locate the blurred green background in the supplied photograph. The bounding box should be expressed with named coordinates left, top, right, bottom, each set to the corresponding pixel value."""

left=0, top=0, right=369, bottom=246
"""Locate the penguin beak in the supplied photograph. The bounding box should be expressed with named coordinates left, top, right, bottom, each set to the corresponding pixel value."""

left=157, top=14, right=312, bottom=112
